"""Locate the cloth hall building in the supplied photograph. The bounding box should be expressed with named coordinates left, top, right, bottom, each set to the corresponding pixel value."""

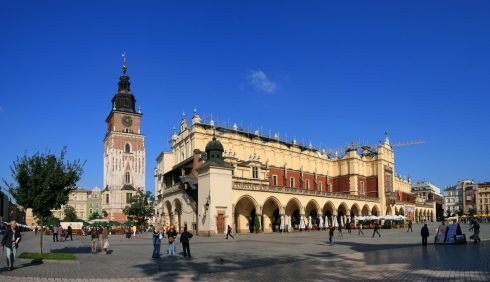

left=155, top=111, right=435, bottom=236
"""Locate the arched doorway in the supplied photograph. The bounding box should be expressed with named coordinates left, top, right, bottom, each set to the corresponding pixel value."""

left=351, top=203, right=360, bottom=218
left=337, top=202, right=348, bottom=227
left=323, top=201, right=335, bottom=227
left=285, top=198, right=302, bottom=230
left=263, top=197, right=282, bottom=232
left=235, top=196, right=258, bottom=233
left=173, top=199, right=182, bottom=232
left=361, top=204, right=370, bottom=216
left=371, top=205, right=379, bottom=216
left=305, top=200, right=320, bottom=228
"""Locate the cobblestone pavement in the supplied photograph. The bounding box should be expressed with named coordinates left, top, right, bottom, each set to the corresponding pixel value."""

left=1, top=222, right=489, bottom=281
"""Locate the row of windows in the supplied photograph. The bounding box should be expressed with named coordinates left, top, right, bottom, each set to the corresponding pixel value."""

left=104, top=193, right=133, bottom=204
left=89, top=203, right=100, bottom=208
left=270, top=174, right=366, bottom=194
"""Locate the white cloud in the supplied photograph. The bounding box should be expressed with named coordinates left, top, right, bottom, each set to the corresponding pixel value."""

left=248, top=70, right=277, bottom=94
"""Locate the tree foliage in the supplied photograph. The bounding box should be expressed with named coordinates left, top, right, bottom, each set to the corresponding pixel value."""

left=123, top=190, right=155, bottom=226
left=63, top=205, right=81, bottom=222
left=2, top=148, right=84, bottom=254
left=89, top=211, right=103, bottom=220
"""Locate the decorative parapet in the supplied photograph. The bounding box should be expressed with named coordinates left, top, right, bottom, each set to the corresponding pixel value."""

left=233, top=180, right=379, bottom=203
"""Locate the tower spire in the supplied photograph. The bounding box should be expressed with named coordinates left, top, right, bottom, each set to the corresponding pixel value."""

left=122, top=52, right=127, bottom=74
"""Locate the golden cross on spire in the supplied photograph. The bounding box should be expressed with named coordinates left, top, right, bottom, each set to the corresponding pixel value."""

left=122, top=52, right=127, bottom=74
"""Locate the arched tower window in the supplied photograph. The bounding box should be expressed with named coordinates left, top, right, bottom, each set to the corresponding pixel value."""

left=125, top=143, right=131, bottom=153
left=125, top=172, right=130, bottom=183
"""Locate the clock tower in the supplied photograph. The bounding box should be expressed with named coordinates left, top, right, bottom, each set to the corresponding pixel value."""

left=101, top=56, right=146, bottom=222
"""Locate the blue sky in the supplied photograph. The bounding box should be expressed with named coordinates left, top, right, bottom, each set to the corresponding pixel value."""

left=1, top=1, right=489, bottom=195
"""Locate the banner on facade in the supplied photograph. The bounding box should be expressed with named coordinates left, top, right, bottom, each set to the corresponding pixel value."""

left=404, top=207, right=414, bottom=221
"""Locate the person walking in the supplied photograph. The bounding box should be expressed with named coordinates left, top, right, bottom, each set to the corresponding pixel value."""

left=58, top=225, right=64, bottom=242
left=180, top=227, right=193, bottom=257
left=346, top=220, right=352, bottom=234
left=328, top=226, right=334, bottom=246
left=469, top=220, right=481, bottom=243
left=407, top=220, right=413, bottom=232
left=372, top=221, right=381, bottom=238
left=66, top=225, right=73, bottom=241
left=338, top=224, right=343, bottom=237
left=90, top=227, right=99, bottom=254
left=101, top=226, right=109, bottom=254
left=53, top=225, right=58, bottom=242
left=226, top=225, right=235, bottom=239
left=1, top=221, right=22, bottom=271
left=167, top=226, right=177, bottom=256
left=152, top=228, right=162, bottom=258
left=358, top=223, right=365, bottom=235
left=132, top=225, right=137, bottom=238
left=421, top=224, right=429, bottom=247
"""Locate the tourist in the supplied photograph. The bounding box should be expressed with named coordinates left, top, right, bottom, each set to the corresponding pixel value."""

left=1, top=221, right=22, bottom=271
left=469, top=220, right=481, bottom=244
left=328, top=226, right=334, bottom=246
left=53, top=225, right=58, bottom=242
left=421, top=224, right=429, bottom=247
left=407, top=220, right=413, bottom=232
left=372, top=221, right=381, bottom=238
left=167, top=227, right=177, bottom=256
left=338, top=223, right=343, bottom=237
left=346, top=220, right=352, bottom=234
left=90, top=227, right=99, bottom=254
left=226, top=225, right=234, bottom=239
left=66, top=225, right=73, bottom=241
left=180, top=226, right=193, bottom=257
left=34, top=226, right=38, bottom=236
left=132, top=225, right=137, bottom=238
left=152, top=228, right=162, bottom=258
left=101, top=226, right=109, bottom=254
left=58, top=224, right=64, bottom=242
left=358, top=223, right=364, bottom=235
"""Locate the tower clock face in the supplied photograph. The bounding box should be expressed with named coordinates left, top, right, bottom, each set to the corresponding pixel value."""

left=122, top=115, right=132, bottom=127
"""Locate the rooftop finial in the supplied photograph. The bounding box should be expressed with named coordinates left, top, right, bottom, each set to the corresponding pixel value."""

left=384, top=129, right=390, bottom=145
left=122, top=52, right=127, bottom=74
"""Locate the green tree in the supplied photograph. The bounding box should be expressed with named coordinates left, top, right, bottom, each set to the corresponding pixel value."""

left=254, top=215, right=261, bottom=233
left=63, top=205, right=80, bottom=222
left=88, top=211, right=102, bottom=220
left=2, top=148, right=84, bottom=254
left=122, top=190, right=155, bottom=227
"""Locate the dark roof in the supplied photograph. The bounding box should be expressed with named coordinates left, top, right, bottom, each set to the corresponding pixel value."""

left=205, top=136, right=224, bottom=152
left=122, top=184, right=135, bottom=191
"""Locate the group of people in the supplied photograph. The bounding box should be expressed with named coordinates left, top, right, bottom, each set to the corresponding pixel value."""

left=90, top=226, right=109, bottom=254
left=51, top=224, right=73, bottom=242
left=150, top=225, right=193, bottom=258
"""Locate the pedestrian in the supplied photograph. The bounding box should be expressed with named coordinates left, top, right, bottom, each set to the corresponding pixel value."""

left=328, top=226, right=334, bottom=246
left=58, top=225, right=64, bottom=242
left=469, top=220, right=481, bottom=243
left=180, top=227, right=193, bottom=257
left=346, top=220, right=352, bottom=234
left=226, top=225, right=234, bottom=239
left=66, top=225, right=73, bottom=241
left=407, top=220, right=413, bottom=232
left=167, top=226, right=177, bottom=255
left=90, top=227, right=99, bottom=254
left=34, top=226, right=38, bottom=236
left=421, top=223, right=429, bottom=247
left=358, top=223, right=365, bottom=235
left=101, top=226, right=109, bottom=254
left=152, top=228, right=162, bottom=258
left=53, top=225, right=58, bottom=242
left=1, top=221, right=22, bottom=271
left=132, top=225, right=137, bottom=238
left=372, top=221, right=381, bottom=238
left=338, top=224, right=343, bottom=237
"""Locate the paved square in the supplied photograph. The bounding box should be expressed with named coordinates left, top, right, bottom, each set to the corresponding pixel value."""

left=1, top=222, right=489, bottom=281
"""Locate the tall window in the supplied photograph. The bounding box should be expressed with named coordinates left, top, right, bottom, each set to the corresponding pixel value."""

left=290, top=177, right=295, bottom=188
left=272, top=175, right=278, bottom=186
left=359, top=181, right=365, bottom=194
left=252, top=167, right=259, bottom=179
left=106, top=194, right=109, bottom=204
left=319, top=182, right=323, bottom=191
left=126, top=193, right=132, bottom=203
left=306, top=180, right=310, bottom=189
left=125, top=143, right=131, bottom=153
left=125, top=172, right=130, bottom=183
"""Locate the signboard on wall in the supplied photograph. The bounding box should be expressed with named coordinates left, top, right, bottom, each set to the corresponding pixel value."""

left=405, top=207, right=414, bottom=221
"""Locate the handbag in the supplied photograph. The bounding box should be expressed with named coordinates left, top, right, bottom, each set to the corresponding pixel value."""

left=159, top=233, right=163, bottom=240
